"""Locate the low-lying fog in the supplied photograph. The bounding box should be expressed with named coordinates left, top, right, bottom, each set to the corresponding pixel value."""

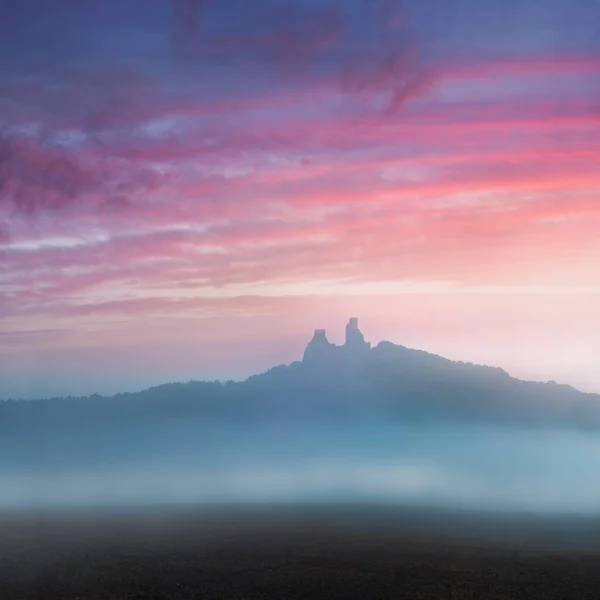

left=2, top=419, right=600, bottom=513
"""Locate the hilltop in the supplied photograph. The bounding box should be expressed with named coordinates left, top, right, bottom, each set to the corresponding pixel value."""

left=2, top=318, right=599, bottom=431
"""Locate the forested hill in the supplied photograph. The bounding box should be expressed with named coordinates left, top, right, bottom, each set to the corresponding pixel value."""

left=2, top=340, right=599, bottom=431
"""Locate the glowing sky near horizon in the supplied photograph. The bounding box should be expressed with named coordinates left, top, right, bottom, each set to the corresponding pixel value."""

left=2, top=0, right=600, bottom=398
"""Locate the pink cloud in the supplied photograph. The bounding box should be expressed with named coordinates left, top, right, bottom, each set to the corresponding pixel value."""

left=0, top=134, right=162, bottom=221
left=3, top=185, right=600, bottom=326
left=2, top=56, right=600, bottom=320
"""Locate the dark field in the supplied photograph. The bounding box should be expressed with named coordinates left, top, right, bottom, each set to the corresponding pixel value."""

left=2, top=504, right=600, bottom=599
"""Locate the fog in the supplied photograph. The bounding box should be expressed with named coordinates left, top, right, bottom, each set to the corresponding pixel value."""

left=3, top=419, right=600, bottom=514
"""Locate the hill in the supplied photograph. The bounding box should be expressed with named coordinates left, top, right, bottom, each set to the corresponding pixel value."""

left=1, top=318, right=599, bottom=431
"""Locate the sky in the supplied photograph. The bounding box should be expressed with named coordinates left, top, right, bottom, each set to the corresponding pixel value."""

left=1, top=0, right=600, bottom=399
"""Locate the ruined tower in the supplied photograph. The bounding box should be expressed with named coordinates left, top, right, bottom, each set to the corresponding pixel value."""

left=344, top=317, right=371, bottom=352
left=302, top=328, right=335, bottom=362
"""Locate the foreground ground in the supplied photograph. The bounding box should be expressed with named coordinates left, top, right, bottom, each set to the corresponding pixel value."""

left=2, top=503, right=600, bottom=599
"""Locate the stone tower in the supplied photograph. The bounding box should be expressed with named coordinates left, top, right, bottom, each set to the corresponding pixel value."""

left=302, top=328, right=335, bottom=362
left=344, top=317, right=370, bottom=351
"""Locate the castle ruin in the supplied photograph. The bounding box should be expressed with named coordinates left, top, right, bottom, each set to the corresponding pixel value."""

left=302, top=318, right=371, bottom=363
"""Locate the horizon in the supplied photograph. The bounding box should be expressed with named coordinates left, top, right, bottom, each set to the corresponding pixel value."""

left=2, top=317, right=589, bottom=402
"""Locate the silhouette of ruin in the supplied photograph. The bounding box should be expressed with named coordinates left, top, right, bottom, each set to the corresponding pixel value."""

left=303, top=318, right=371, bottom=363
